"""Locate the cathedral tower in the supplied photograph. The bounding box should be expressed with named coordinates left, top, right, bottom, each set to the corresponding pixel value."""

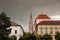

left=29, top=13, right=33, bottom=34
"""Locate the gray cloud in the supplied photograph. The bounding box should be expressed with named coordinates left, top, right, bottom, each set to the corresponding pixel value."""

left=0, top=0, right=60, bottom=32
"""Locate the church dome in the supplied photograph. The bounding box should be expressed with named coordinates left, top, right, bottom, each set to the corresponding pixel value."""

left=36, top=14, right=50, bottom=19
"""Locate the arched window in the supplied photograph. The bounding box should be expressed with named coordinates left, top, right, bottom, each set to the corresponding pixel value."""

left=50, top=27, right=53, bottom=34
left=55, top=27, right=57, bottom=30
left=40, top=27, right=43, bottom=34
left=45, top=27, right=48, bottom=34
left=55, top=27, right=58, bottom=34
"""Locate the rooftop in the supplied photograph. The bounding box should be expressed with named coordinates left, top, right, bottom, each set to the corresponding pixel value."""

left=36, top=13, right=50, bottom=19
left=10, top=22, right=21, bottom=26
left=38, top=20, right=60, bottom=25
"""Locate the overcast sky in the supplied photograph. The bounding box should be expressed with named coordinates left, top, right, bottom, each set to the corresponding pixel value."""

left=0, top=0, right=60, bottom=32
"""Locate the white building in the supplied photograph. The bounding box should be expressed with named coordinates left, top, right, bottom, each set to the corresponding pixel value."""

left=8, top=22, right=24, bottom=40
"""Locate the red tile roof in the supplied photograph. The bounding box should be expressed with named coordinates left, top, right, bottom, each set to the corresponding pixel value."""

left=36, top=14, right=50, bottom=19
left=38, top=20, right=60, bottom=25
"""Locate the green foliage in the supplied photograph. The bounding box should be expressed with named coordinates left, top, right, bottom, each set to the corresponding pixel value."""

left=0, top=30, right=11, bottom=40
left=0, top=12, right=10, bottom=30
left=19, top=33, right=53, bottom=40
left=39, top=34, right=52, bottom=40
left=19, top=33, right=37, bottom=40
left=10, top=35, right=17, bottom=40
left=55, top=32, right=60, bottom=40
left=0, top=12, right=11, bottom=40
left=0, top=12, right=11, bottom=34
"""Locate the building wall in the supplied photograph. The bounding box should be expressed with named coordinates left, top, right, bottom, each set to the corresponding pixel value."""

left=34, top=14, right=60, bottom=40
left=36, top=19, right=50, bottom=24
left=37, top=25, right=60, bottom=35
left=9, top=26, right=23, bottom=40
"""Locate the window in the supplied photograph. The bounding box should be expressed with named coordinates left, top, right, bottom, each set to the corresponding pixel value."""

left=15, top=30, right=17, bottom=34
left=40, top=27, right=43, bottom=34
left=50, top=27, right=53, bottom=34
left=45, top=27, right=48, bottom=34
left=55, top=27, right=57, bottom=30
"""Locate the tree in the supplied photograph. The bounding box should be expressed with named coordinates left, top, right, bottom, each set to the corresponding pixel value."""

left=39, top=34, right=52, bottom=40
left=0, top=12, right=11, bottom=40
left=10, top=35, right=17, bottom=40
left=19, top=33, right=37, bottom=40
left=0, top=30, right=11, bottom=40
left=55, top=32, right=60, bottom=40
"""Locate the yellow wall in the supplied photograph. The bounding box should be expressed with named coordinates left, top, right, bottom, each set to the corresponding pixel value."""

left=37, top=25, right=60, bottom=35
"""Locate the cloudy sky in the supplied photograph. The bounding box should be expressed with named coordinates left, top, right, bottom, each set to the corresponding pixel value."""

left=0, top=0, right=60, bottom=32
